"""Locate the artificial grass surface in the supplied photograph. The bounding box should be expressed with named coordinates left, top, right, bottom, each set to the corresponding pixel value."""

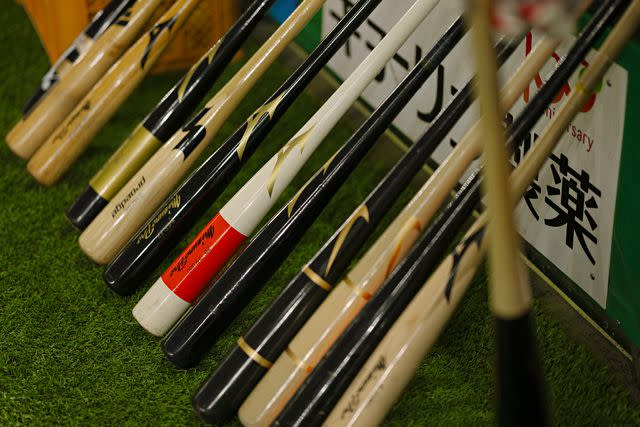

left=0, top=1, right=639, bottom=425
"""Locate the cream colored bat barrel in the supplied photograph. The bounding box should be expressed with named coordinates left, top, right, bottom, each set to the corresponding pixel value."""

left=6, top=0, right=163, bottom=159
left=238, top=31, right=558, bottom=427
left=27, top=0, right=201, bottom=186
left=79, top=0, right=326, bottom=265
left=324, top=3, right=640, bottom=423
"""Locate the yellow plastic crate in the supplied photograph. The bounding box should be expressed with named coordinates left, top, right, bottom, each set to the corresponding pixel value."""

left=18, top=0, right=241, bottom=73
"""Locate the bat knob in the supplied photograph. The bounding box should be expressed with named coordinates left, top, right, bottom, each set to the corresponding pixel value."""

left=192, top=345, right=269, bottom=424
left=66, top=185, right=109, bottom=230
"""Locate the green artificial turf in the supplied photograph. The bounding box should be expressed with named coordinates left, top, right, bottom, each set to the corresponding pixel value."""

left=0, top=1, right=639, bottom=425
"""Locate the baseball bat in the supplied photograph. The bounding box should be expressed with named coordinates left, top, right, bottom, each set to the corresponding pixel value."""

left=103, top=0, right=384, bottom=296
left=326, top=3, right=637, bottom=424
left=66, top=0, right=274, bottom=230
left=155, top=0, right=444, bottom=364
left=470, top=0, right=548, bottom=422
left=6, top=0, right=163, bottom=159
left=273, top=1, right=629, bottom=424
left=78, top=0, right=327, bottom=265
left=28, top=0, right=202, bottom=186
left=21, top=0, right=132, bottom=116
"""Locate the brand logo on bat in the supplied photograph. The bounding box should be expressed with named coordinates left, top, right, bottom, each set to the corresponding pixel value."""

left=267, top=126, right=315, bottom=197
left=339, top=356, right=387, bottom=420
left=286, top=150, right=339, bottom=217
left=173, top=107, right=210, bottom=158
left=236, top=93, right=286, bottom=161
left=140, top=15, right=178, bottom=69
left=51, top=101, right=91, bottom=144
left=325, top=205, right=370, bottom=275
left=444, top=225, right=485, bottom=302
left=111, top=176, right=146, bottom=218
left=136, top=194, right=181, bottom=244
left=168, top=223, right=216, bottom=276
left=113, top=1, right=136, bottom=27
left=176, top=39, right=223, bottom=102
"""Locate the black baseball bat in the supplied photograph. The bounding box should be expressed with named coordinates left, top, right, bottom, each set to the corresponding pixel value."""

left=66, top=0, right=275, bottom=230
left=103, top=0, right=385, bottom=295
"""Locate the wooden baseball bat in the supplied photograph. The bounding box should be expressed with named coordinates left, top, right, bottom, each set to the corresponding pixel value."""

left=102, top=0, right=385, bottom=296
left=326, top=3, right=637, bottom=424
left=27, top=0, right=202, bottom=186
left=21, top=0, right=132, bottom=116
left=78, top=0, right=327, bottom=265
left=470, top=0, right=548, bottom=422
left=66, top=0, right=274, bottom=230
left=169, top=25, right=466, bottom=422
left=158, top=0, right=444, bottom=367
left=6, top=0, right=163, bottom=159
left=273, top=2, right=631, bottom=424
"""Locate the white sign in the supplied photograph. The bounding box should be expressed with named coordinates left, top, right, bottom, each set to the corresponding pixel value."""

left=322, top=0, right=628, bottom=307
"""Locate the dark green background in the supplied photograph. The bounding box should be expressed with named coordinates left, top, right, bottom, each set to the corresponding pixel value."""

left=0, top=1, right=639, bottom=425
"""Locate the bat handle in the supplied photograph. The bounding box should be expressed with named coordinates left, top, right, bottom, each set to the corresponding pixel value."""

left=495, top=312, right=550, bottom=427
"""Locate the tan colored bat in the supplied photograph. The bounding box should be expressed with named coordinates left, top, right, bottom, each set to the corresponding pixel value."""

left=6, top=0, right=164, bottom=159
left=470, top=1, right=549, bottom=423
left=27, top=0, right=201, bottom=186
left=79, top=0, right=327, bottom=264
left=324, top=2, right=639, bottom=425
left=238, top=29, right=561, bottom=427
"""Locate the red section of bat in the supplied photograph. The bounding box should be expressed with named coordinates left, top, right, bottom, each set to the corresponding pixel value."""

left=162, top=213, right=246, bottom=302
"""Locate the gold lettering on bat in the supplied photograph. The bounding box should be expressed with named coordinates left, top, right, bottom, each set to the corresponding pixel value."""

left=325, top=205, right=370, bottom=275
left=135, top=194, right=182, bottom=244
left=177, top=39, right=223, bottom=101
left=237, top=93, right=286, bottom=161
left=286, top=150, right=339, bottom=217
left=266, top=126, right=314, bottom=197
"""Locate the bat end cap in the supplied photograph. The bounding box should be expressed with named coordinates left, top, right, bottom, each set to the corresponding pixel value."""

left=133, top=279, right=190, bottom=337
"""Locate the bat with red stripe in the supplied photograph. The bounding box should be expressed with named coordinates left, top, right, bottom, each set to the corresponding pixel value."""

left=66, top=0, right=275, bottom=230
left=21, top=0, right=132, bottom=116
left=78, top=0, right=327, bottom=265
left=103, top=0, right=385, bottom=296
left=153, top=0, right=444, bottom=364
left=272, top=2, right=628, bottom=423
left=28, top=0, right=202, bottom=186
left=6, top=0, right=163, bottom=159
left=325, top=4, right=636, bottom=424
